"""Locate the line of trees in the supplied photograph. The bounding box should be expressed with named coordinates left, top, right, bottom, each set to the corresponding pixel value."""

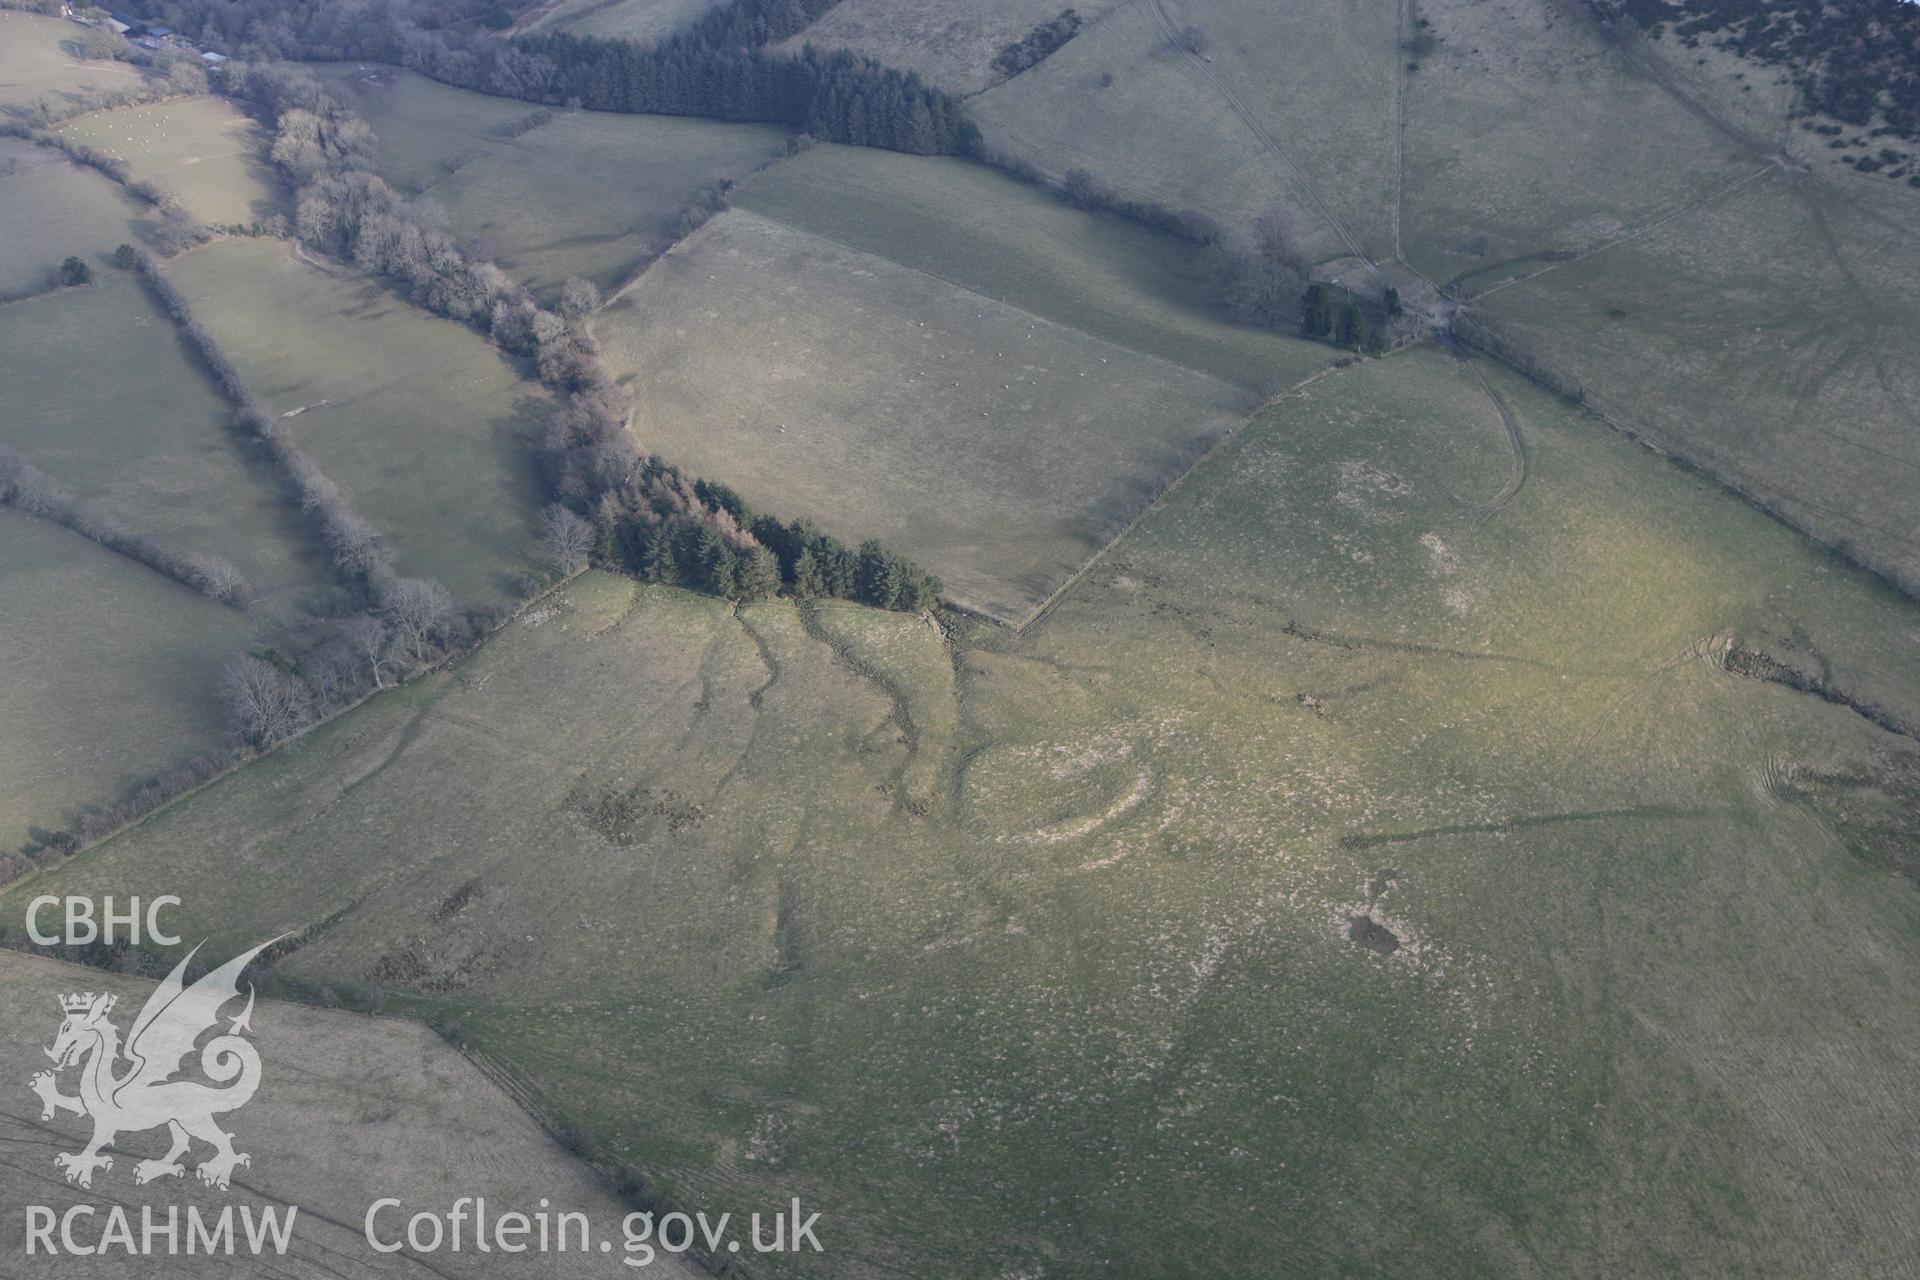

left=131, top=248, right=479, bottom=743
left=126, top=0, right=978, bottom=156
left=992, top=9, right=1083, bottom=79
left=495, top=33, right=978, bottom=155
left=243, top=62, right=941, bottom=614
left=0, top=750, right=232, bottom=887
left=1059, top=167, right=1221, bottom=245
left=129, top=249, right=403, bottom=587
left=0, top=444, right=251, bottom=606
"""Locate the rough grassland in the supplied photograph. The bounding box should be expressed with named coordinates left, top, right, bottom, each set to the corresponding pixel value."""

left=519, top=0, right=726, bottom=42
left=773, top=0, right=1123, bottom=95
left=0, top=949, right=701, bottom=1280
left=1470, top=169, right=1920, bottom=594
left=971, top=0, right=1399, bottom=263
left=313, top=65, right=786, bottom=296
left=0, top=12, right=147, bottom=118
left=734, top=142, right=1329, bottom=389
left=0, top=512, right=245, bottom=859
left=168, top=239, right=551, bottom=608
left=0, top=137, right=146, bottom=298
left=1399, top=0, right=1769, bottom=285
left=596, top=209, right=1253, bottom=623
left=57, top=96, right=276, bottom=227
left=0, top=269, right=328, bottom=624
left=14, top=343, right=1920, bottom=1277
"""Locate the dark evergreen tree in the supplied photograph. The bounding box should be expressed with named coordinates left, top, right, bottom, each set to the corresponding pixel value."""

left=1334, top=304, right=1364, bottom=349
left=739, top=547, right=782, bottom=600
left=790, top=546, right=823, bottom=599
left=1299, top=285, right=1332, bottom=339
left=643, top=525, right=683, bottom=585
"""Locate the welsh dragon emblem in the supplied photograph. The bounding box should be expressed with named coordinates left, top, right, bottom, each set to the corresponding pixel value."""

left=28, top=938, right=280, bottom=1191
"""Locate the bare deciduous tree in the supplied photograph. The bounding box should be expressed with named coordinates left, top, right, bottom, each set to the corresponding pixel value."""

left=344, top=613, right=393, bottom=689
left=558, top=276, right=600, bottom=321
left=189, top=554, right=250, bottom=606
left=322, top=509, right=389, bottom=579
left=541, top=504, right=594, bottom=575
left=380, top=577, right=454, bottom=664
left=220, top=656, right=313, bottom=750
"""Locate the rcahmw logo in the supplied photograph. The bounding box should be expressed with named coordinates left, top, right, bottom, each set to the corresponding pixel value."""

left=29, top=937, right=282, bottom=1190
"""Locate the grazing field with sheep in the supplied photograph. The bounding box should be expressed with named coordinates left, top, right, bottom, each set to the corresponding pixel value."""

left=57, top=95, right=275, bottom=227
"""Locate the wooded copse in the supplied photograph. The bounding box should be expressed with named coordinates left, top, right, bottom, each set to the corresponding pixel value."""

left=993, top=10, right=1085, bottom=79
left=126, top=0, right=979, bottom=157
left=238, top=62, right=940, bottom=614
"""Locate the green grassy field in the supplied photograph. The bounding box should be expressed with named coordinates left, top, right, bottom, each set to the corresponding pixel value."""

left=0, top=511, right=246, bottom=859
left=167, top=238, right=552, bottom=608
left=0, top=136, right=147, bottom=297
left=773, top=0, right=1119, bottom=95
left=734, top=142, right=1328, bottom=389
left=0, top=268, right=329, bottom=623
left=0, top=11, right=148, bottom=118
left=595, top=209, right=1256, bottom=623
left=517, top=0, right=726, bottom=42
left=13, top=340, right=1918, bottom=1276
left=57, top=95, right=277, bottom=227
left=314, top=64, right=787, bottom=295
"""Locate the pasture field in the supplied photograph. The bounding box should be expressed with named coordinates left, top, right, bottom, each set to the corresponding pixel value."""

left=0, top=136, right=147, bottom=298
left=517, top=0, right=726, bottom=42
left=12, top=342, right=1920, bottom=1276
left=406, top=109, right=787, bottom=295
left=1397, top=0, right=1772, bottom=285
left=969, top=0, right=1398, bottom=263
left=1468, top=169, right=1920, bottom=595
left=0, top=11, right=147, bottom=118
left=313, top=65, right=787, bottom=295
left=773, top=0, right=1121, bottom=95
left=310, top=63, right=541, bottom=195
left=0, top=512, right=245, bottom=860
left=595, top=209, right=1255, bottom=623
left=167, top=239, right=551, bottom=608
left=734, top=142, right=1329, bottom=389
left=0, top=268, right=329, bottom=624
left=0, top=949, right=700, bottom=1280
left=57, top=95, right=276, bottom=227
